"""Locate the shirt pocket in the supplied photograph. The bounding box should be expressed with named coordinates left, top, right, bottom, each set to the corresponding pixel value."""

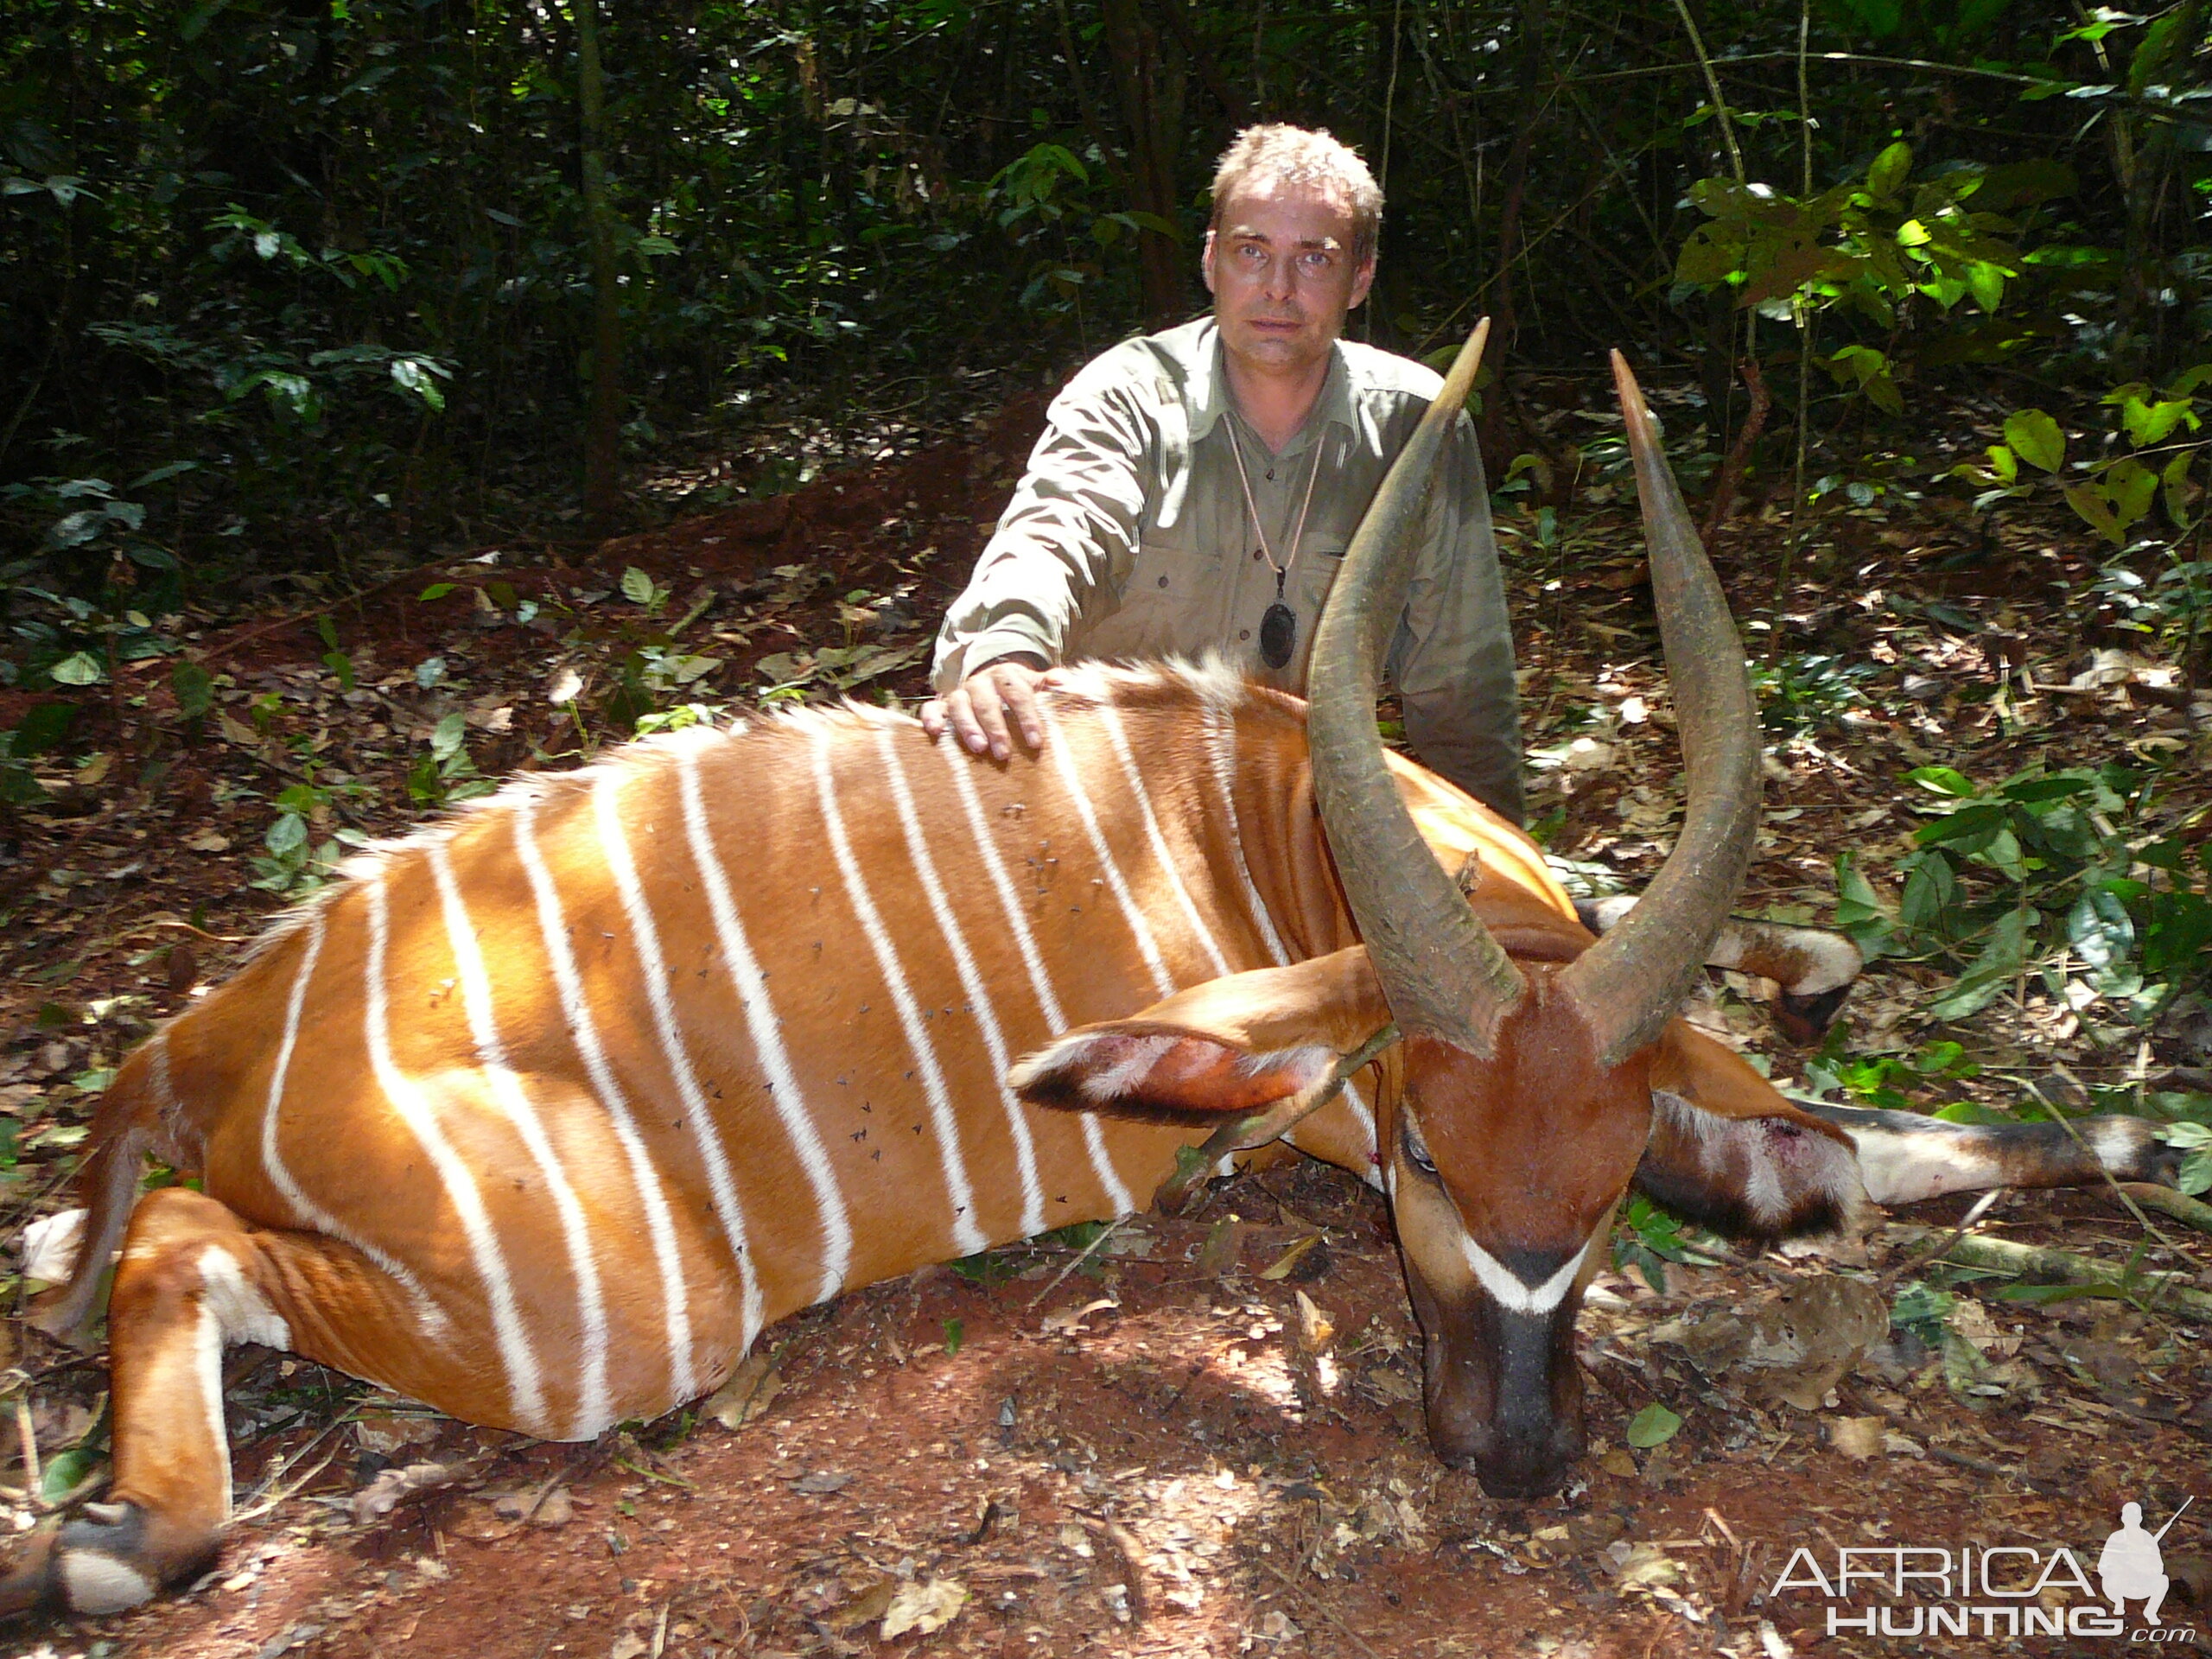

left=1288, top=539, right=1350, bottom=631
left=1101, top=538, right=1224, bottom=656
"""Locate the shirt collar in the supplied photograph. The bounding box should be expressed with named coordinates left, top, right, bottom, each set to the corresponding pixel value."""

left=1188, top=318, right=1356, bottom=448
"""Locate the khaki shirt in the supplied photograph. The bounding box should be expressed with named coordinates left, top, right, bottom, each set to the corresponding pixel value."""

left=931, top=317, right=1522, bottom=822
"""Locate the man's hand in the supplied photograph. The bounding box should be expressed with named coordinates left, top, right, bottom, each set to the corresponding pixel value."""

left=920, top=656, right=1051, bottom=761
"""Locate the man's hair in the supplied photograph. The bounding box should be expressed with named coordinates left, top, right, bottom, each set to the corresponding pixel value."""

left=1208, top=124, right=1383, bottom=263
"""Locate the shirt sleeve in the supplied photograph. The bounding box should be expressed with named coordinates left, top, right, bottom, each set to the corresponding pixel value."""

left=1388, top=411, right=1524, bottom=824
left=931, top=374, right=1154, bottom=694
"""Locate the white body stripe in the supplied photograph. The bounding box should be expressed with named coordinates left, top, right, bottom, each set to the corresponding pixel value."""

left=593, top=771, right=766, bottom=1359
left=937, top=740, right=1135, bottom=1217
left=814, top=734, right=988, bottom=1257
left=427, top=840, right=614, bottom=1436
left=258, top=912, right=448, bottom=1336
left=676, top=747, right=853, bottom=1302
left=363, top=874, right=546, bottom=1430
left=1460, top=1231, right=1597, bottom=1317
left=1097, top=702, right=1230, bottom=978
left=1201, top=704, right=1292, bottom=967
left=874, top=728, right=1045, bottom=1239
left=1040, top=706, right=1174, bottom=997
left=194, top=1246, right=290, bottom=1526
left=1202, top=699, right=1378, bottom=1171
left=512, top=797, right=697, bottom=1404
left=146, top=1027, right=176, bottom=1118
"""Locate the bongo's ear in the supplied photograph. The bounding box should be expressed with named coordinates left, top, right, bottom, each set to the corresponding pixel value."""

left=1010, top=948, right=1389, bottom=1125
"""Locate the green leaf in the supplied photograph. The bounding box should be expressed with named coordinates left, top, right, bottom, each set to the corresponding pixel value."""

left=1624, top=1403, right=1682, bottom=1449
left=418, top=582, right=455, bottom=601
left=1926, top=906, right=2034, bottom=1020
left=1906, top=765, right=1979, bottom=798
left=2122, top=397, right=2196, bottom=447
left=2106, top=457, right=2158, bottom=527
left=171, top=660, right=214, bottom=719
left=48, top=652, right=105, bottom=687
left=431, top=711, right=467, bottom=762
left=40, top=1447, right=98, bottom=1503
left=620, top=566, right=658, bottom=606
left=1867, top=142, right=1913, bottom=200
left=1832, top=854, right=1894, bottom=962
left=942, top=1317, right=964, bottom=1357
left=264, top=811, right=308, bottom=855
left=2001, top=409, right=2064, bottom=473
left=2065, top=482, right=2124, bottom=546
left=2068, top=886, right=2136, bottom=976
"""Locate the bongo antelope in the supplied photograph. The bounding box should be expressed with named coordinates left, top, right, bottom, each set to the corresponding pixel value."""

left=3, top=337, right=2172, bottom=1617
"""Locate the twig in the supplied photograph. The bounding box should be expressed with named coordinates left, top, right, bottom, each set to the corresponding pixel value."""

left=1878, top=1189, right=2002, bottom=1290
left=1700, top=357, right=1771, bottom=539
left=1257, top=1557, right=1389, bottom=1659
left=1667, top=0, right=1745, bottom=185
left=14, top=1395, right=39, bottom=1497
left=1024, top=1217, right=1125, bottom=1312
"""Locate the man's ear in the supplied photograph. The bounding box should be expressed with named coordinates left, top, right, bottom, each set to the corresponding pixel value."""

left=1633, top=1022, right=1871, bottom=1241
left=1009, top=947, right=1388, bottom=1124
left=1348, top=253, right=1376, bottom=310
left=1200, top=228, right=1219, bottom=296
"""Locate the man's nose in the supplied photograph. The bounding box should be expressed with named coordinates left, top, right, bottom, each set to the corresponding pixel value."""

left=1260, top=255, right=1294, bottom=301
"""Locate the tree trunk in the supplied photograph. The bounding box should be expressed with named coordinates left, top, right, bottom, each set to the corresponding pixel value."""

left=1098, top=0, right=1189, bottom=330
left=575, top=0, right=626, bottom=530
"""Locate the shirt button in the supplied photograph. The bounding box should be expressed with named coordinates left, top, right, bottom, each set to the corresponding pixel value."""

left=1251, top=549, right=1263, bottom=561
left=1157, top=575, right=1169, bottom=588
left=1239, top=629, right=1251, bottom=641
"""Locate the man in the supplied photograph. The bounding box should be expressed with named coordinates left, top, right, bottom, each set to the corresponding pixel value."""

left=920, top=124, right=1522, bottom=823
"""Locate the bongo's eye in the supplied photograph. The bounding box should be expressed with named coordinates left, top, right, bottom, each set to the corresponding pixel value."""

left=1402, top=1118, right=1438, bottom=1177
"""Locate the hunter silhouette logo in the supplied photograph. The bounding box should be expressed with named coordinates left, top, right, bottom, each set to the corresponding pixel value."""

left=2101, top=1497, right=2191, bottom=1627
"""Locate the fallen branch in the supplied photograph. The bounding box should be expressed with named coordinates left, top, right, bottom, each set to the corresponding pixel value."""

left=2116, top=1183, right=2212, bottom=1237
left=1897, top=1227, right=2212, bottom=1317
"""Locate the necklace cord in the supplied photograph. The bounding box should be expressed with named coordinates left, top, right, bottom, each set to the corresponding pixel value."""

left=1226, top=416, right=1325, bottom=599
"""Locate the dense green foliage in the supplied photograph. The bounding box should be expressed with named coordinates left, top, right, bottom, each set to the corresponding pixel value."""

left=5, top=2, right=2208, bottom=603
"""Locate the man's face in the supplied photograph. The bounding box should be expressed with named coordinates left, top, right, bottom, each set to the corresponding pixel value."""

left=1203, top=183, right=1376, bottom=377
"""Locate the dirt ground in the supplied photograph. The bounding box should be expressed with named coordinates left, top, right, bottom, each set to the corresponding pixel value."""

left=0, top=371, right=2208, bottom=1658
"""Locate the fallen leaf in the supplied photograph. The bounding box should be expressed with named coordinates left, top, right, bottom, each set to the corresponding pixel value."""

left=791, top=1469, right=851, bottom=1495
left=184, top=830, right=232, bottom=853
left=1258, top=1234, right=1322, bottom=1281
left=1828, top=1415, right=1885, bottom=1459
left=1195, top=1218, right=1243, bottom=1276
left=1675, top=1276, right=1888, bottom=1409
left=829, top=1577, right=898, bottom=1630
left=880, top=1578, right=968, bottom=1640
left=1624, top=1403, right=1681, bottom=1448
left=1040, top=1295, right=1118, bottom=1337
left=1293, top=1289, right=1333, bottom=1350
left=704, top=1353, right=781, bottom=1432
left=351, top=1460, right=458, bottom=1522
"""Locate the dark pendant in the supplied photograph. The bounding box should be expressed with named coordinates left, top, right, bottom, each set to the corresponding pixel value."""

left=1259, top=601, right=1299, bottom=670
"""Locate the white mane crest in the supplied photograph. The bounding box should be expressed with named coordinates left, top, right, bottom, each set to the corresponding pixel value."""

left=234, top=663, right=1267, bottom=964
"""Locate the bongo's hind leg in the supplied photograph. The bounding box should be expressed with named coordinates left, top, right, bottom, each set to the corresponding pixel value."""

left=1, top=1186, right=460, bottom=1616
